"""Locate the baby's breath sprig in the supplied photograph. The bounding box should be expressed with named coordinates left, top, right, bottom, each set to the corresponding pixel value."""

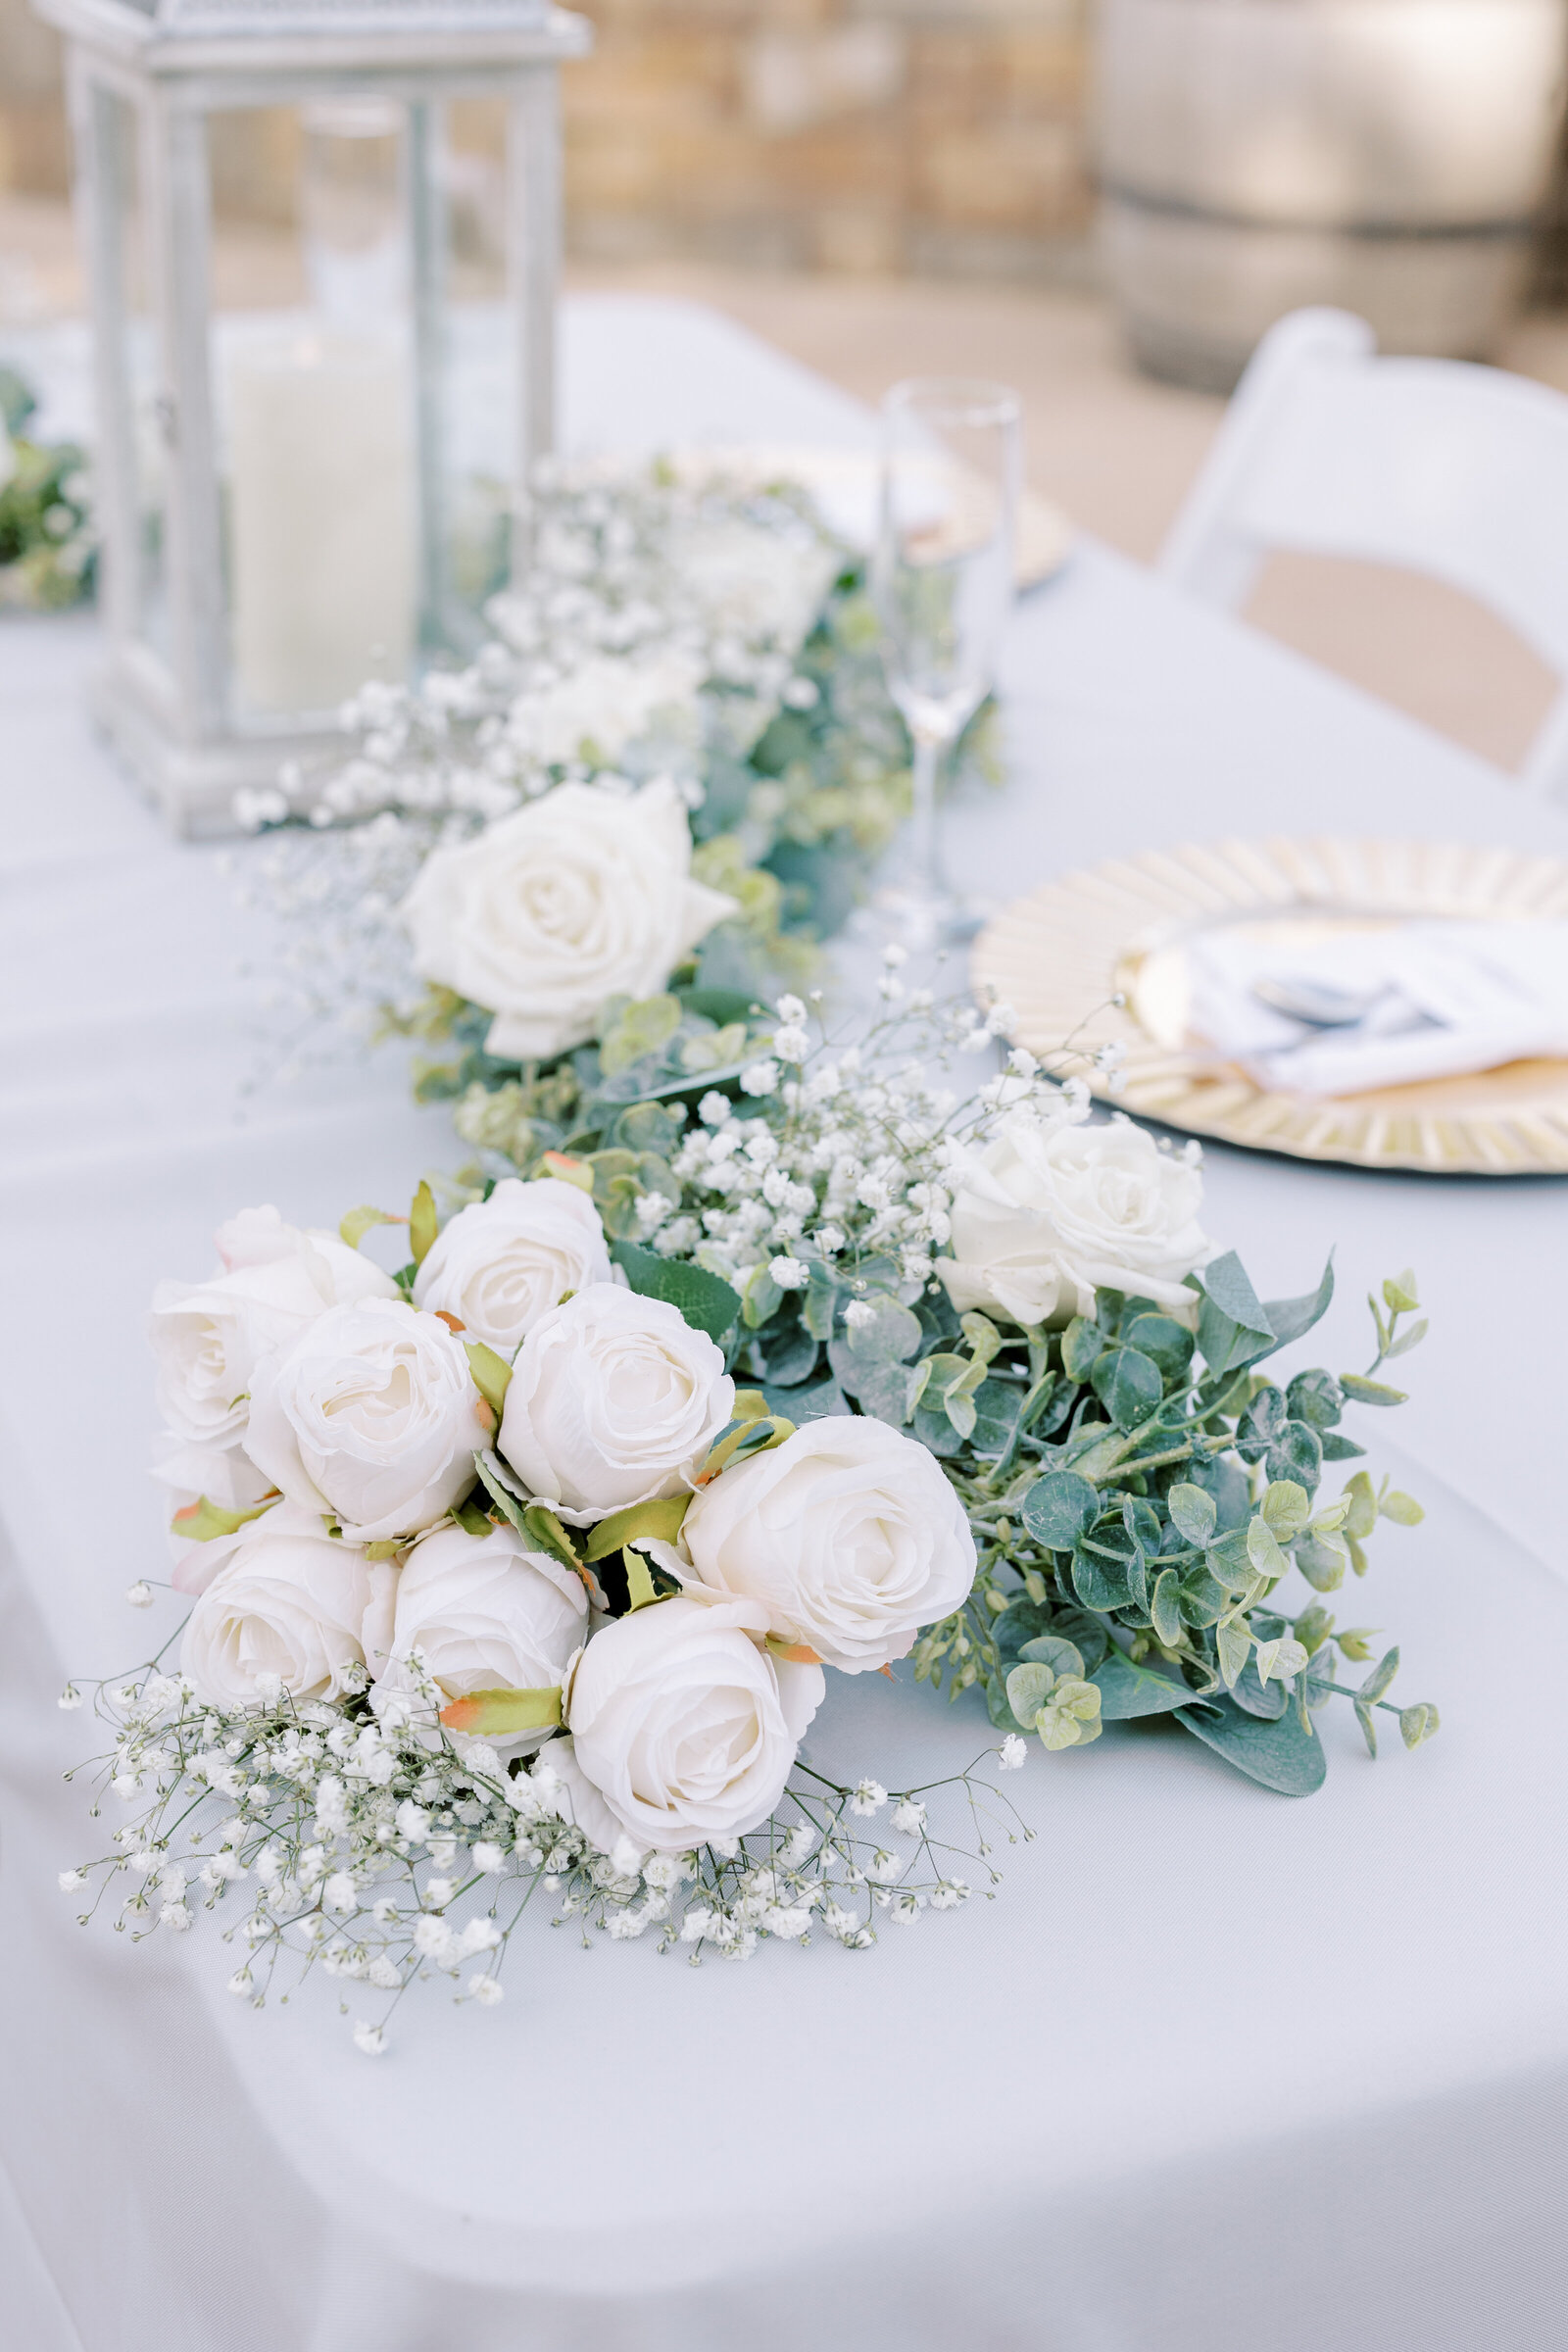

left=61, top=1647, right=1028, bottom=2051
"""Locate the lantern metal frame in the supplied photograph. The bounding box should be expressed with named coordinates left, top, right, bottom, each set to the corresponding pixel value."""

left=33, top=0, right=591, bottom=835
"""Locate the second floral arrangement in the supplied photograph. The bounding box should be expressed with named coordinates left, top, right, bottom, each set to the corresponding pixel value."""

left=67, top=991, right=1439, bottom=2046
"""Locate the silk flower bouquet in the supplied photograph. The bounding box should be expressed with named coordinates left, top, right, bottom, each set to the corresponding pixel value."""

left=63, top=992, right=1439, bottom=2048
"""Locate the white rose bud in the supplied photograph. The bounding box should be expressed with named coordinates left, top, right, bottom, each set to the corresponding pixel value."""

left=149, top=1205, right=398, bottom=1446
left=413, top=1177, right=612, bottom=1355
left=376, top=1522, right=587, bottom=1756
left=498, top=1285, right=734, bottom=1525
left=180, top=1506, right=396, bottom=1709
left=940, top=1111, right=1210, bottom=1328
left=554, top=1592, right=822, bottom=1854
left=244, top=1298, right=487, bottom=1544
left=399, top=776, right=738, bottom=1062
left=679, top=1417, right=976, bottom=1673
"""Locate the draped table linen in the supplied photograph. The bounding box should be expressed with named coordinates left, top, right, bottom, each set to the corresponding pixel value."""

left=1, top=296, right=1565, bottom=2352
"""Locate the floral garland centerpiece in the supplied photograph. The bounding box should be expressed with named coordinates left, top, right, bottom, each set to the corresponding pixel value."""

left=65, top=986, right=1439, bottom=2045
left=231, top=456, right=998, bottom=1087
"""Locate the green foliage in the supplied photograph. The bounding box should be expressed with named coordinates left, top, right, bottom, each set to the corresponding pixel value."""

left=610, top=1238, right=741, bottom=1342
left=0, top=373, right=94, bottom=611
left=909, top=1265, right=1438, bottom=1796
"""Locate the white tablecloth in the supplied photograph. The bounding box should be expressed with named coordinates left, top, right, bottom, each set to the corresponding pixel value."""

left=2, top=296, right=1565, bottom=2352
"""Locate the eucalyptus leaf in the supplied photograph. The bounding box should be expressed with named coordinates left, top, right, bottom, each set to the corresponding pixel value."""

left=1091, top=1346, right=1164, bottom=1430
left=1175, top=1694, right=1328, bottom=1795
left=1229, top=1654, right=1289, bottom=1721
left=1020, top=1471, right=1100, bottom=1553
left=1340, top=1373, right=1408, bottom=1408
left=1060, top=1315, right=1104, bottom=1381
left=1293, top=1535, right=1348, bottom=1593
left=1123, top=1312, right=1195, bottom=1382
left=760, top=1375, right=850, bottom=1423
left=1005, top=1662, right=1056, bottom=1727
left=854, top=1359, right=923, bottom=1427
left=1071, top=1540, right=1132, bottom=1613
left=1194, top=1252, right=1275, bottom=1378
left=1216, top=1617, right=1251, bottom=1690
left=1260, top=1480, right=1311, bottom=1540
left=994, top=1598, right=1056, bottom=1672
left=611, top=1239, right=741, bottom=1341
left=1257, top=1255, right=1335, bottom=1356
left=1167, top=1481, right=1217, bottom=1546
left=762, top=1323, right=820, bottom=1388
left=1287, top=1369, right=1344, bottom=1431
left=1358, top=1645, right=1400, bottom=1705
left=1151, top=1567, right=1185, bottom=1648
left=826, top=1298, right=922, bottom=1396
left=1265, top=1420, right=1324, bottom=1491
left=1019, top=1634, right=1085, bottom=1683
left=1090, top=1649, right=1197, bottom=1720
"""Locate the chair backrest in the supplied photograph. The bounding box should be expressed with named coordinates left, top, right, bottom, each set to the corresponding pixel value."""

left=1158, top=308, right=1568, bottom=797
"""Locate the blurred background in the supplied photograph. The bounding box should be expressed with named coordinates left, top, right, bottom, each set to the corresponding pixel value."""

left=7, top=0, right=1568, bottom=767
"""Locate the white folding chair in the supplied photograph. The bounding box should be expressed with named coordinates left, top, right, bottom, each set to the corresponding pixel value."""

left=1158, top=307, right=1568, bottom=799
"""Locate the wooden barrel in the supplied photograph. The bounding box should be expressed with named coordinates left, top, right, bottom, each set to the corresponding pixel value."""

left=1096, top=0, right=1568, bottom=389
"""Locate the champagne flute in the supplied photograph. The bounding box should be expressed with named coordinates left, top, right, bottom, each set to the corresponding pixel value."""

left=870, top=377, right=1020, bottom=946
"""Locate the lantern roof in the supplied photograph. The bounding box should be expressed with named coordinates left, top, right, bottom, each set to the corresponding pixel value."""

left=32, top=0, right=588, bottom=74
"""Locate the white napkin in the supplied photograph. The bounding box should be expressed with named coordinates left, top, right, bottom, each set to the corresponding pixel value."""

left=1187, top=920, right=1568, bottom=1096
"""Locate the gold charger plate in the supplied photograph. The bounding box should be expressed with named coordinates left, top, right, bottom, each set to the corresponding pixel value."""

left=971, top=837, right=1568, bottom=1175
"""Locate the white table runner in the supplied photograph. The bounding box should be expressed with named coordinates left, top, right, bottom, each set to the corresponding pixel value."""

left=1, top=296, right=1564, bottom=2352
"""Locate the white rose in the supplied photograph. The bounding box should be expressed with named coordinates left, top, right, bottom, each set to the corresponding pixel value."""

left=498, top=1284, right=734, bottom=1525
left=554, top=1592, right=822, bottom=1854
left=413, top=1177, right=612, bottom=1356
left=149, top=1206, right=398, bottom=1446
left=151, top=1438, right=278, bottom=1596
left=940, top=1111, right=1210, bottom=1327
left=180, top=1505, right=396, bottom=1709
left=375, top=1522, right=587, bottom=1757
left=399, top=775, right=739, bottom=1061
left=678, top=1417, right=977, bottom=1674
left=243, top=1298, right=487, bottom=1544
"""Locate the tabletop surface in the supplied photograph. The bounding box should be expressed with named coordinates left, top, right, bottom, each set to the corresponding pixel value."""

left=2, top=294, right=1564, bottom=2352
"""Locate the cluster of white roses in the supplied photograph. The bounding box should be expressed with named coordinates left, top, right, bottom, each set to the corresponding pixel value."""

left=149, top=1180, right=978, bottom=1862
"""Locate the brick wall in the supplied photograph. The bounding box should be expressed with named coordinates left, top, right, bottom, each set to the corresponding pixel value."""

left=564, top=0, right=1094, bottom=277
left=0, top=0, right=1096, bottom=280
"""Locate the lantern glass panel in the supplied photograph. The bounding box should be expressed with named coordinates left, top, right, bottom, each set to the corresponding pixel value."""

left=95, top=83, right=168, bottom=662
left=433, top=97, right=517, bottom=633
left=208, top=98, right=418, bottom=719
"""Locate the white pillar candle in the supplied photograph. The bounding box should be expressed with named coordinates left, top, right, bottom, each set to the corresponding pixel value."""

left=226, top=330, right=416, bottom=713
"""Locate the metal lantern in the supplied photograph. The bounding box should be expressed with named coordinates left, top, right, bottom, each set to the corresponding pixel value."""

left=33, top=0, right=591, bottom=833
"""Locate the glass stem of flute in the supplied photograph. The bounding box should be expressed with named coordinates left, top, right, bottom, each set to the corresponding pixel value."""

left=909, top=727, right=946, bottom=898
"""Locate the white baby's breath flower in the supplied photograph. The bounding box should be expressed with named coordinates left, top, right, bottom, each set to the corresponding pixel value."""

left=740, top=1058, right=780, bottom=1096
left=850, top=1779, right=888, bottom=1817
left=352, top=2020, right=387, bottom=2057
left=842, top=1298, right=877, bottom=1332
left=58, top=1870, right=86, bottom=1892
left=998, top=1734, right=1028, bottom=1770
left=767, top=1255, right=809, bottom=1291
left=466, top=1971, right=506, bottom=2005
left=125, top=1582, right=154, bottom=1609
left=891, top=1798, right=927, bottom=1836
